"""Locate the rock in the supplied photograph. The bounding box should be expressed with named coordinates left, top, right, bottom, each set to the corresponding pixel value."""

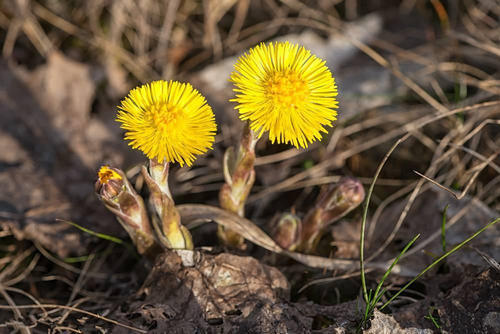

left=27, top=51, right=95, bottom=143
left=392, top=266, right=499, bottom=333
left=197, top=14, right=382, bottom=92
left=0, top=60, right=88, bottom=257
left=367, top=310, right=433, bottom=334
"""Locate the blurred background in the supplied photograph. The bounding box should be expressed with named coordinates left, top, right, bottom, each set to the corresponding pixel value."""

left=0, top=0, right=499, bottom=331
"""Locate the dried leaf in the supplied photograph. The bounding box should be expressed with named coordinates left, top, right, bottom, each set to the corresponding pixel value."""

left=178, top=204, right=414, bottom=275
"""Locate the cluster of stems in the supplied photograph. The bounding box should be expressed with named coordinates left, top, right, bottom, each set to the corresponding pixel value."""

left=273, top=177, right=365, bottom=253
left=96, top=129, right=364, bottom=257
left=95, top=161, right=193, bottom=257
left=96, top=152, right=364, bottom=257
left=216, top=123, right=365, bottom=254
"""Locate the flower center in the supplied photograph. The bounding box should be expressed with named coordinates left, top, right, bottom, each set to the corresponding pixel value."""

left=265, top=71, right=309, bottom=109
left=150, top=103, right=181, bottom=130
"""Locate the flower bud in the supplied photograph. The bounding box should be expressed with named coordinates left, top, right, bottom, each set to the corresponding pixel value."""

left=96, top=166, right=123, bottom=198
left=315, top=177, right=365, bottom=224
left=297, top=177, right=365, bottom=253
left=272, top=212, right=302, bottom=251
left=95, top=166, right=156, bottom=255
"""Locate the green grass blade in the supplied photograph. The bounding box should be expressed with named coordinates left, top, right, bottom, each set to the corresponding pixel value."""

left=360, top=134, right=410, bottom=303
left=58, top=219, right=124, bottom=244
left=63, top=255, right=92, bottom=263
left=425, top=307, right=441, bottom=330
left=380, top=217, right=499, bottom=310
left=373, top=287, right=388, bottom=308
left=372, top=234, right=420, bottom=306
left=364, top=289, right=374, bottom=319
left=58, top=219, right=138, bottom=257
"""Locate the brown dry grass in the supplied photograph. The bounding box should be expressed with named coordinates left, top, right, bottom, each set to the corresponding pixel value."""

left=0, top=0, right=498, bottom=332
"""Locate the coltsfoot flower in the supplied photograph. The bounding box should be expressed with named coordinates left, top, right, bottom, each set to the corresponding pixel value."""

left=231, top=41, right=338, bottom=148
left=116, top=80, right=217, bottom=166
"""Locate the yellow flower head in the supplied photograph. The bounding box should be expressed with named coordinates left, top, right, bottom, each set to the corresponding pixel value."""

left=231, top=42, right=338, bottom=148
left=116, top=80, right=217, bottom=166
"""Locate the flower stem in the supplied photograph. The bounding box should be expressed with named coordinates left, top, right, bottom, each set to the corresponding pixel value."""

left=218, top=122, right=257, bottom=249
left=142, top=160, right=193, bottom=250
left=95, top=166, right=157, bottom=256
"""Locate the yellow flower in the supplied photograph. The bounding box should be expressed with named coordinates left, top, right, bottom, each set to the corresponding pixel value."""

left=231, top=42, right=338, bottom=148
left=117, top=80, right=217, bottom=166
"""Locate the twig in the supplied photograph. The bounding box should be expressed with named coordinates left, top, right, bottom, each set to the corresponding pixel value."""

left=444, top=142, right=500, bottom=173
left=1, top=286, right=48, bottom=318
left=414, top=150, right=499, bottom=200
left=0, top=304, right=147, bottom=333
left=452, top=31, right=500, bottom=57
left=298, top=270, right=370, bottom=294
left=3, top=253, right=39, bottom=287
left=403, top=174, right=500, bottom=259
left=0, top=248, right=35, bottom=282
left=366, top=104, right=500, bottom=262
left=155, top=0, right=180, bottom=75
left=34, top=242, right=107, bottom=279
left=0, top=284, right=23, bottom=320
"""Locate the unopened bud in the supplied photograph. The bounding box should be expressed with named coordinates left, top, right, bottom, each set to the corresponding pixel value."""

left=273, top=213, right=302, bottom=251
left=95, top=166, right=155, bottom=255
left=96, top=166, right=123, bottom=198
left=297, top=177, right=365, bottom=253
left=316, top=177, right=365, bottom=224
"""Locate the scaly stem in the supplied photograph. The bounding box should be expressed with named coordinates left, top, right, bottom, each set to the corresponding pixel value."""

left=142, top=160, right=193, bottom=250
left=218, top=122, right=257, bottom=249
